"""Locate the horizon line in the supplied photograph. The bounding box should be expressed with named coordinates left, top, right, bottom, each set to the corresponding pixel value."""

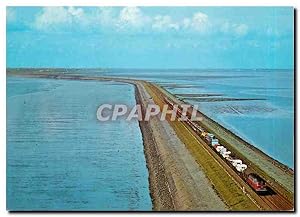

left=6, top=67, right=294, bottom=70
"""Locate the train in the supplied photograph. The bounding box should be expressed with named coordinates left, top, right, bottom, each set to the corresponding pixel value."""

left=164, top=97, right=268, bottom=193
left=246, top=173, right=268, bottom=193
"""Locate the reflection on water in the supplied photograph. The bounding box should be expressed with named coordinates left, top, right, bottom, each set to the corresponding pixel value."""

left=7, top=77, right=152, bottom=211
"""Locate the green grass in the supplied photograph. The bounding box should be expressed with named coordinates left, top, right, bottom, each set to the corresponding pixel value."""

left=156, top=84, right=294, bottom=202
left=170, top=121, right=259, bottom=210
left=144, top=82, right=260, bottom=211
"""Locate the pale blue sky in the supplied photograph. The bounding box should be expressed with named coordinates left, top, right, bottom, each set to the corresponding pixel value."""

left=6, top=7, right=294, bottom=69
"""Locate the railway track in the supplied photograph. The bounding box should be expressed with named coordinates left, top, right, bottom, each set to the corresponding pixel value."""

left=146, top=82, right=294, bottom=211
left=259, top=187, right=294, bottom=210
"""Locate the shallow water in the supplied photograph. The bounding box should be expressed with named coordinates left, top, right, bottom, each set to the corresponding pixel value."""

left=90, top=69, right=294, bottom=169
left=7, top=77, right=152, bottom=211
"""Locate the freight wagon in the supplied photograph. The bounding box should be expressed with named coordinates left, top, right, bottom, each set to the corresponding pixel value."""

left=164, top=96, right=268, bottom=194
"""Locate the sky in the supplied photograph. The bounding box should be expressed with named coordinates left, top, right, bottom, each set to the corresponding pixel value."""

left=6, top=7, right=294, bottom=69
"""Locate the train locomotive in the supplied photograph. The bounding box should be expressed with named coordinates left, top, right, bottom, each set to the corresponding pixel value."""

left=164, top=97, right=268, bottom=193
left=246, top=173, right=268, bottom=193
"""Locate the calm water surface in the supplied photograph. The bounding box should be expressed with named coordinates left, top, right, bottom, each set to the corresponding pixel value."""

left=7, top=76, right=152, bottom=211
left=94, top=69, right=294, bottom=168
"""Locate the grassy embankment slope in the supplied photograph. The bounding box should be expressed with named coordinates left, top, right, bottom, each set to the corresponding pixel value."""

left=142, top=81, right=260, bottom=211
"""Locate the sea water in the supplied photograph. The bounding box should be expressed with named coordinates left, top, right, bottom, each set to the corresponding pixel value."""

left=93, top=69, right=294, bottom=169
left=7, top=76, right=152, bottom=211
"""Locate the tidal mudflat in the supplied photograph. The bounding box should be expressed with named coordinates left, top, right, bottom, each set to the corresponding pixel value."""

left=92, top=69, right=294, bottom=169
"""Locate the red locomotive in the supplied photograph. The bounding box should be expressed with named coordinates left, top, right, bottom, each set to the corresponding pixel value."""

left=164, top=96, right=269, bottom=195
left=246, top=173, right=267, bottom=192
